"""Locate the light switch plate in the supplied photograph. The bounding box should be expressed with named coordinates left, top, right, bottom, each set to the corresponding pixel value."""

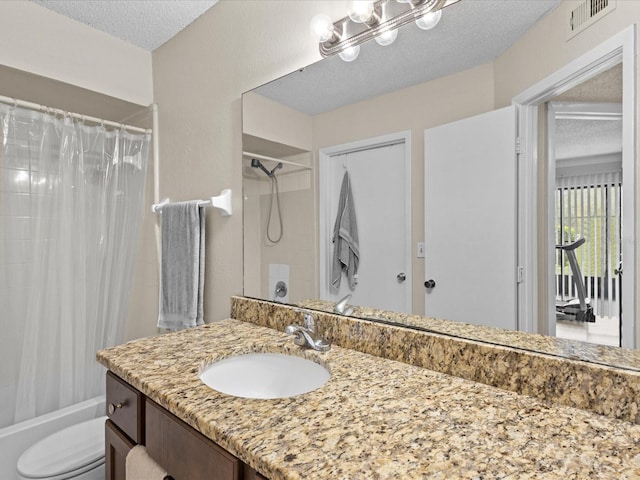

left=417, top=242, right=425, bottom=258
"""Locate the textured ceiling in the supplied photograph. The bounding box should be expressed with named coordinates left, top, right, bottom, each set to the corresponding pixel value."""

left=556, top=118, right=622, bottom=160
left=255, top=0, right=561, bottom=115
left=31, top=0, right=219, bottom=51
left=554, top=63, right=623, bottom=162
left=554, top=63, right=623, bottom=103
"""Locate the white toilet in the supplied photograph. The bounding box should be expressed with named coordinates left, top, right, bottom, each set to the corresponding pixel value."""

left=16, top=416, right=108, bottom=480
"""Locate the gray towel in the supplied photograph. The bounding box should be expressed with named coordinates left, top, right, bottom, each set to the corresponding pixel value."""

left=157, top=201, right=205, bottom=330
left=331, top=171, right=359, bottom=290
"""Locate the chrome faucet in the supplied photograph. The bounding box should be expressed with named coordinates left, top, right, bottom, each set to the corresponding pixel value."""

left=334, top=294, right=354, bottom=316
left=285, top=311, right=331, bottom=352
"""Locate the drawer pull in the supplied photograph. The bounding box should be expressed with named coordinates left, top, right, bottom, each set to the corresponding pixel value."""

left=108, top=402, right=123, bottom=415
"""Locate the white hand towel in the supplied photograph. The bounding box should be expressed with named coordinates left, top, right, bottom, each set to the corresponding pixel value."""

left=157, top=201, right=206, bottom=330
left=125, top=445, right=170, bottom=480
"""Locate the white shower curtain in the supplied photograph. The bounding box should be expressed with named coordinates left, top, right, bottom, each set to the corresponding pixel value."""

left=0, top=103, right=150, bottom=425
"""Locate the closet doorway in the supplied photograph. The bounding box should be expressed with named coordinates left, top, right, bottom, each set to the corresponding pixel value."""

left=319, top=131, right=412, bottom=313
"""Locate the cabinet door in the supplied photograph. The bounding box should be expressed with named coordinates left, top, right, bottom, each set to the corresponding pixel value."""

left=145, top=399, right=241, bottom=480
left=105, top=419, right=135, bottom=480
left=243, top=466, right=268, bottom=480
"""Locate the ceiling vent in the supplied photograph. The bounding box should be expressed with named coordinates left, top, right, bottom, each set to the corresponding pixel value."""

left=567, top=0, right=616, bottom=40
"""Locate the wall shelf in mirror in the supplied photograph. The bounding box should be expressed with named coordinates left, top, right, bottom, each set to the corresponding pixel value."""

left=243, top=151, right=312, bottom=175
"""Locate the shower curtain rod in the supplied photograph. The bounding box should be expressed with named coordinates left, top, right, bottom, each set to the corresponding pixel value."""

left=0, top=94, right=151, bottom=134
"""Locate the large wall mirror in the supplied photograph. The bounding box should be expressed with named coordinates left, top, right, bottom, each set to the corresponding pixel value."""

left=242, top=0, right=640, bottom=370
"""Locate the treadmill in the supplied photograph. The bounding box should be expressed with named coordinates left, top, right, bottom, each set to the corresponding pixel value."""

left=556, top=237, right=595, bottom=323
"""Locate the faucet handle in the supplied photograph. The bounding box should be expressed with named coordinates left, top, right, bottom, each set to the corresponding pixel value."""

left=293, top=309, right=317, bottom=331
left=302, top=312, right=316, bottom=331
left=334, top=294, right=354, bottom=316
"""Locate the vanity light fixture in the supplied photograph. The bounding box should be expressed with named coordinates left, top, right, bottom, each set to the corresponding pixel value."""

left=338, top=45, right=361, bottom=62
left=374, top=27, right=399, bottom=46
left=310, top=0, right=460, bottom=61
left=415, top=8, right=443, bottom=30
left=348, top=0, right=377, bottom=24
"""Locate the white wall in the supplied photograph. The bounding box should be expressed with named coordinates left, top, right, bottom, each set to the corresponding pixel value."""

left=0, top=1, right=153, bottom=106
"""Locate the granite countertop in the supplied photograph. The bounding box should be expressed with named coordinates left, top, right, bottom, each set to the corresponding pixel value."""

left=298, top=298, right=640, bottom=372
left=97, top=319, right=640, bottom=479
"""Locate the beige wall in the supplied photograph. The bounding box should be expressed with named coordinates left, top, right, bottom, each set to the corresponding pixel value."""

left=152, top=0, right=350, bottom=326
left=312, top=63, right=495, bottom=315
left=243, top=92, right=313, bottom=150
left=243, top=63, right=494, bottom=316
left=153, top=0, right=640, bottom=331
left=494, top=1, right=640, bottom=107
left=145, top=0, right=640, bottom=344
left=0, top=0, right=634, bottom=338
left=0, top=1, right=152, bottom=105
left=494, top=0, right=640, bottom=344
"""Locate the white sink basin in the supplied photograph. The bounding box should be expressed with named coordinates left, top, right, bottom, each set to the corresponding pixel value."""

left=199, top=352, right=330, bottom=399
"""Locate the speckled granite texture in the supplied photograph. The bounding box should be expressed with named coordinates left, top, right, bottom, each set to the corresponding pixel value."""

left=232, top=296, right=640, bottom=424
left=298, top=298, right=640, bottom=371
left=98, top=319, right=640, bottom=480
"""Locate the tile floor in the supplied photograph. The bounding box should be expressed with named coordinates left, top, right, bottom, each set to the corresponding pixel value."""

left=556, top=315, right=620, bottom=347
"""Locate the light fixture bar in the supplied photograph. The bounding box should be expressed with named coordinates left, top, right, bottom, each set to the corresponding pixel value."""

left=319, top=0, right=460, bottom=58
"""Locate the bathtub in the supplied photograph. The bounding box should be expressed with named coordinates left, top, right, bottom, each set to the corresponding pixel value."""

left=0, top=395, right=106, bottom=480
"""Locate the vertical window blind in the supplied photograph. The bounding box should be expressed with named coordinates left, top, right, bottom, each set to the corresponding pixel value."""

left=555, top=171, right=621, bottom=319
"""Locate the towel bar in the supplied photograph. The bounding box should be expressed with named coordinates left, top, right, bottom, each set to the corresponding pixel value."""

left=151, top=189, right=232, bottom=216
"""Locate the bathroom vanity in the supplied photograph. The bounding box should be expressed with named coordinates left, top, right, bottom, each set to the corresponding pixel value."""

left=98, top=299, right=640, bottom=479
left=105, top=370, right=266, bottom=480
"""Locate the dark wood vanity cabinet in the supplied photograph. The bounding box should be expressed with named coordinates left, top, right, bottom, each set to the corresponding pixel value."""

left=105, top=371, right=268, bottom=480
left=105, top=372, right=142, bottom=480
left=105, top=419, right=135, bottom=480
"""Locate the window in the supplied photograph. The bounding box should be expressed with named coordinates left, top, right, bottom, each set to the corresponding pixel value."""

left=556, top=171, right=621, bottom=319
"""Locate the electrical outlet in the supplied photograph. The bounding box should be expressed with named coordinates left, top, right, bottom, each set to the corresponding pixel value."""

left=417, top=242, right=425, bottom=258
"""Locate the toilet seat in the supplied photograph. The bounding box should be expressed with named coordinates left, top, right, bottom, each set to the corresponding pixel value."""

left=17, top=416, right=108, bottom=480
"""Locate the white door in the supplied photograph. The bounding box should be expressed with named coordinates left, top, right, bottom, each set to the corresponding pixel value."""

left=424, top=106, right=517, bottom=330
left=320, top=138, right=411, bottom=313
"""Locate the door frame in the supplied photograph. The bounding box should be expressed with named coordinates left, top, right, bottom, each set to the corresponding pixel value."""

left=513, top=25, right=636, bottom=348
left=548, top=101, right=622, bottom=339
left=318, top=130, right=412, bottom=310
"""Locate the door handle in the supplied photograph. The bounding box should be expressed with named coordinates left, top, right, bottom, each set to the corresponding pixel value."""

left=615, top=262, right=623, bottom=276
left=424, top=279, right=436, bottom=289
left=397, top=273, right=406, bottom=282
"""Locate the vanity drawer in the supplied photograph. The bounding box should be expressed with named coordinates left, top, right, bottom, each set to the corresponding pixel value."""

left=106, top=371, right=144, bottom=443
left=145, top=398, right=241, bottom=480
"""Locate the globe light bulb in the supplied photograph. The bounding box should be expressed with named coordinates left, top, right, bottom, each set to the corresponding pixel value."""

left=338, top=45, right=361, bottom=62
left=348, top=1, right=375, bottom=23
left=374, top=28, right=398, bottom=46
left=310, top=14, right=335, bottom=42
left=415, top=9, right=442, bottom=30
